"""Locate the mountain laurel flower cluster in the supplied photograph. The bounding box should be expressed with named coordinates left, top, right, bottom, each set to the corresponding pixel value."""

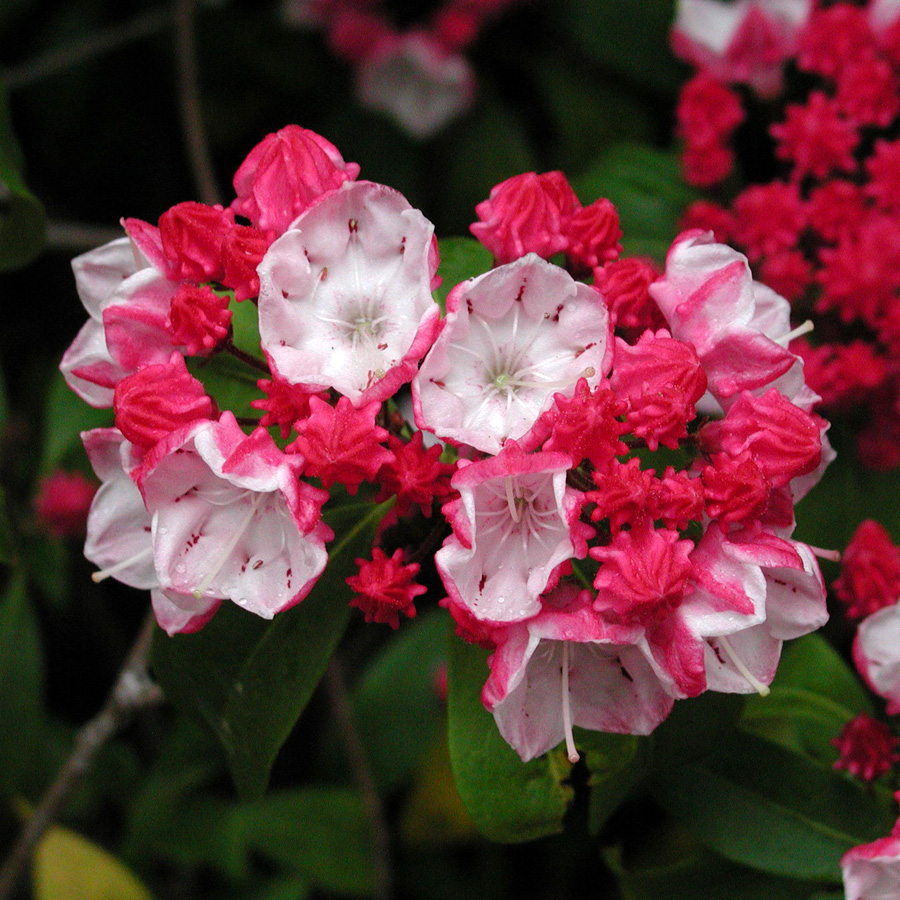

left=282, top=0, right=523, bottom=139
left=672, top=0, right=900, bottom=469
left=63, top=124, right=833, bottom=764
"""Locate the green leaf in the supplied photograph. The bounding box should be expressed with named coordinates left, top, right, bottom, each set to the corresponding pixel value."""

left=572, top=144, right=698, bottom=263
left=579, top=730, right=648, bottom=835
left=649, top=690, right=745, bottom=770
left=434, top=237, right=493, bottom=310
left=151, top=500, right=390, bottom=800
left=186, top=351, right=261, bottom=422
left=34, top=826, right=153, bottom=900
left=742, top=634, right=874, bottom=762
left=555, top=0, right=683, bottom=95
left=0, top=82, right=45, bottom=271
left=651, top=729, right=896, bottom=882
left=240, top=787, right=375, bottom=895
left=353, top=608, right=450, bottom=792
left=0, top=573, right=45, bottom=795
left=606, top=831, right=835, bottom=900
left=446, top=635, right=572, bottom=843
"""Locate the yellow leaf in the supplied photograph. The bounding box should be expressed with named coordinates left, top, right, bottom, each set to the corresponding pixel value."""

left=33, top=826, right=154, bottom=900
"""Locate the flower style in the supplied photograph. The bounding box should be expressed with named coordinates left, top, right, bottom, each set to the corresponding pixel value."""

left=257, top=180, right=440, bottom=406
left=413, top=253, right=611, bottom=454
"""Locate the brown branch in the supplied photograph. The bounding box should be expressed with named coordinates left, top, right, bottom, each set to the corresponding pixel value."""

left=173, top=0, right=221, bottom=206
left=0, top=611, right=163, bottom=900
left=1, top=9, right=170, bottom=91
left=45, top=220, right=123, bottom=253
left=324, top=658, right=393, bottom=900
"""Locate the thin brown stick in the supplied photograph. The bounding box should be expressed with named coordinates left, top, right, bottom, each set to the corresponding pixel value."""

left=1, top=9, right=169, bottom=91
left=45, top=220, right=123, bottom=253
left=0, top=611, right=163, bottom=900
left=324, top=658, right=393, bottom=900
left=173, top=0, right=221, bottom=206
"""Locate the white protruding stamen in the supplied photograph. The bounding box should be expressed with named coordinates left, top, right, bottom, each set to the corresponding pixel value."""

left=91, top=546, right=154, bottom=583
left=775, top=319, right=814, bottom=347
left=562, top=641, right=579, bottom=763
left=505, top=477, right=521, bottom=523
left=192, top=492, right=265, bottom=599
left=718, top=636, right=770, bottom=697
left=808, top=544, right=841, bottom=563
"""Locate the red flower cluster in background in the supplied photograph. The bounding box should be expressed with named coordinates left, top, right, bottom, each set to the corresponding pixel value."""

left=673, top=0, right=900, bottom=468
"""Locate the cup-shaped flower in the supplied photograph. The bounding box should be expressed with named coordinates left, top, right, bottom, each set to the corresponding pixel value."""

left=842, top=830, right=900, bottom=900
left=82, top=427, right=156, bottom=591
left=61, top=237, right=177, bottom=408
left=854, top=603, right=900, bottom=715
left=356, top=31, right=477, bottom=140
left=482, top=585, right=673, bottom=762
left=258, top=180, right=440, bottom=406
left=436, top=442, right=590, bottom=624
left=414, top=254, right=611, bottom=454
left=137, top=413, right=332, bottom=631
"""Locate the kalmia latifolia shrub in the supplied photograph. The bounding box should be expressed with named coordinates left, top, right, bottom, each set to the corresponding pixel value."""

left=672, top=0, right=900, bottom=469
left=63, top=123, right=833, bottom=764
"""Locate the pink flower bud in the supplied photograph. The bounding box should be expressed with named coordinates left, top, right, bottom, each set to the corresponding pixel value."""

left=834, top=520, right=900, bottom=621
left=168, top=284, right=232, bottom=356
left=231, top=125, right=360, bottom=233
left=700, top=388, right=822, bottom=488
left=833, top=713, right=899, bottom=782
left=220, top=224, right=273, bottom=302
left=34, top=470, right=97, bottom=538
left=158, top=201, right=234, bottom=282
left=113, top=353, right=216, bottom=448
left=566, top=197, right=622, bottom=272
left=470, top=171, right=579, bottom=264
left=347, top=547, right=426, bottom=629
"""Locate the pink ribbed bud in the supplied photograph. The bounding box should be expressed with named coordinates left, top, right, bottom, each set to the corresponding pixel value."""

left=591, top=519, right=694, bottom=628
left=231, top=125, right=360, bottom=234
left=113, top=353, right=216, bottom=447
left=168, top=284, right=232, bottom=356
left=700, top=388, right=822, bottom=488
left=566, top=197, right=622, bottom=271
left=158, top=202, right=234, bottom=282
left=470, top=171, right=579, bottom=264
left=221, top=224, right=273, bottom=302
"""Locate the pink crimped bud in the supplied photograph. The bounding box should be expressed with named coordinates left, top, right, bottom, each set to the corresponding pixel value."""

left=833, top=713, right=900, bottom=782
left=220, top=224, right=273, bottom=302
left=113, top=353, right=216, bottom=448
left=470, top=171, right=579, bottom=264
left=591, top=518, right=694, bottom=628
left=34, top=470, right=97, bottom=538
left=288, top=395, right=394, bottom=494
left=593, top=257, right=665, bottom=333
left=231, top=125, right=360, bottom=234
left=537, top=378, right=628, bottom=469
left=347, top=547, right=426, bottom=628
left=251, top=378, right=326, bottom=440
left=653, top=467, right=705, bottom=531
left=587, top=457, right=655, bottom=533
left=168, top=284, right=232, bottom=356
left=701, top=451, right=770, bottom=526
left=566, top=197, right=622, bottom=272
left=610, top=330, right=707, bottom=450
left=834, top=520, right=900, bottom=621
left=374, top=431, right=455, bottom=517
left=699, top=388, right=822, bottom=488
left=158, top=201, right=234, bottom=282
